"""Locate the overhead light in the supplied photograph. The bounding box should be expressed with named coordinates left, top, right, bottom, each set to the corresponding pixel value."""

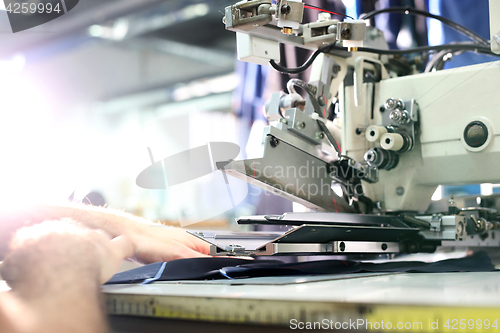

left=0, top=54, right=26, bottom=74
left=88, top=19, right=129, bottom=40
left=172, top=73, right=240, bottom=102
left=181, top=3, right=210, bottom=20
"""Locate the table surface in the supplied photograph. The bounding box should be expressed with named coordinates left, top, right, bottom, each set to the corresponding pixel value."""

left=102, top=271, right=500, bottom=307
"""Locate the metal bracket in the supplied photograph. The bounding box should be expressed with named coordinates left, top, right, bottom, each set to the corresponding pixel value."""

left=418, top=215, right=467, bottom=242
left=224, top=0, right=273, bottom=31
left=211, top=241, right=400, bottom=256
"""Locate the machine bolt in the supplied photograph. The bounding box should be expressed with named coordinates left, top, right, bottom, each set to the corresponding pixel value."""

left=341, top=28, right=351, bottom=38
left=385, top=98, right=404, bottom=111
left=279, top=118, right=288, bottom=124
left=296, top=121, right=306, bottom=130
left=385, top=98, right=397, bottom=110
left=389, top=110, right=409, bottom=124
left=389, top=110, right=402, bottom=122
left=270, top=137, right=280, bottom=147
left=396, top=186, right=405, bottom=196
left=281, top=4, right=291, bottom=14
left=315, top=132, right=325, bottom=140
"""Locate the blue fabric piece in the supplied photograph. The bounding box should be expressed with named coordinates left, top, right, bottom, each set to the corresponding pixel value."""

left=106, top=262, right=164, bottom=284
left=140, top=262, right=167, bottom=285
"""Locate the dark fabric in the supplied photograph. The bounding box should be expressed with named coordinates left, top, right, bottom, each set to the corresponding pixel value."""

left=439, top=0, right=492, bottom=69
left=107, top=251, right=495, bottom=284
left=107, top=262, right=165, bottom=284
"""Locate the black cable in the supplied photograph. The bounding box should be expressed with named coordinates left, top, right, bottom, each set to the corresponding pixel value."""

left=357, top=43, right=496, bottom=56
left=269, top=42, right=498, bottom=74
left=359, top=6, right=489, bottom=47
left=269, top=49, right=322, bottom=74
left=269, top=43, right=337, bottom=74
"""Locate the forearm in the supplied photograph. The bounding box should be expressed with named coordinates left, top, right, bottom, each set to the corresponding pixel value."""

left=3, top=286, right=108, bottom=333
left=1, top=229, right=110, bottom=333
left=0, top=202, right=210, bottom=264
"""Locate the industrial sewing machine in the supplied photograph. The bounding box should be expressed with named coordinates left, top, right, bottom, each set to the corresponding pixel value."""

left=191, top=0, right=500, bottom=257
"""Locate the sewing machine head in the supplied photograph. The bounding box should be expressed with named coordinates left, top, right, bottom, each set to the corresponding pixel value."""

left=193, top=0, right=500, bottom=257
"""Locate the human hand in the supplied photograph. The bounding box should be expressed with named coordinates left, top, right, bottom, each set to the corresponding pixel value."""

left=1, top=219, right=134, bottom=289
left=125, top=225, right=210, bottom=264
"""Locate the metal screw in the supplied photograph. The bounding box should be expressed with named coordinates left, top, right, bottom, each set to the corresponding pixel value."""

left=296, top=121, right=306, bottom=130
left=281, top=4, right=291, bottom=14
left=390, top=110, right=409, bottom=124
left=270, top=137, right=280, bottom=147
left=279, top=118, right=288, bottom=124
left=341, top=28, right=351, bottom=38
left=396, top=186, right=405, bottom=196
left=389, top=110, right=402, bottom=122
left=315, top=132, right=325, bottom=140
left=385, top=98, right=398, bottom=111
left=385, top=98, right=404, bottom=111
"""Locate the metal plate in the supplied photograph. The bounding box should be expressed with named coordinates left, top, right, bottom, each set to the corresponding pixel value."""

left=256, top=224, right=419, bottom=250
left=237, top=212, right=410, bottom=228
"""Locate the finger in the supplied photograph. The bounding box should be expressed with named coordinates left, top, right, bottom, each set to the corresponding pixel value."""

left=175, top=246, right=211, bottom=260
left=99, top=236, right=134, bottom=284
left=109, top=235, right=134, bottom=260
left=185, top=234, right=211, bottom=255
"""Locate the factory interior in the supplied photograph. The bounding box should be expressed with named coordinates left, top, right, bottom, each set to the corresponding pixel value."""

left=1, top=0, right=500, bottom=332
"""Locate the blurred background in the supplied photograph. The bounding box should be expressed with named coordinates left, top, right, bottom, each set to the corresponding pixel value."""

left=0, top=0, right=496, bottom=230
